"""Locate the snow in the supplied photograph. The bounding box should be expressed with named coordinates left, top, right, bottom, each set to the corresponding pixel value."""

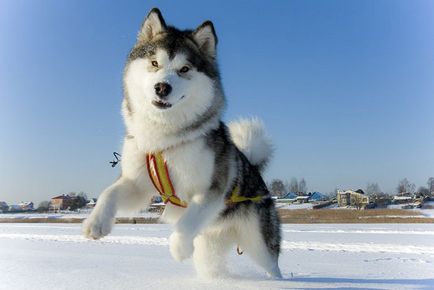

left=1, top=223, right=434, bottom=289
left=0, top=210, right=160, bottom=220
left=387, top=202, right=434, bottom=218
left=276, top=202, right=313, bottom=210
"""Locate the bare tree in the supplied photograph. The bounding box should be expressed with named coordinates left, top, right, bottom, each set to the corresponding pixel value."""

left=366, top=182, right=381, bottom=196
left=37, top=201, right=50, bottom=213
left=270, top=179, right=286, bottom=197
left=327, top=187, right=338, bottom=200
left=298, top=178, right=307, bottom=194
left=288, top=177, right=298, bottom=193
left=352, top=195, right=364, bottom=210
left=70, top=192, right=89, bottom=210
left=397, top=178, right=415, bottom=194
left=417, top=186, right=429, bottom=195
left=427, top=177, right=434, bottom=195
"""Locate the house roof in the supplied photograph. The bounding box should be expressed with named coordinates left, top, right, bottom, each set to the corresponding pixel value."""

left=310, top=192, right=326, bottom=200
left=281, top=192, right=297, bottom=199
left=393, top=196, right=413, bottom=200
left=51, top=194, right=73, bottom=200
left=339, top=190, right=365, bottom=196
left=87, top=199, right=96, bottom=205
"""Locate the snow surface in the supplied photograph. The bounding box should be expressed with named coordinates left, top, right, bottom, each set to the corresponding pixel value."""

left=0, top=210, right=160, bottom=220
left=276, top=202, right=313, bottom=210
left=1, top=223, right=434, bottom=290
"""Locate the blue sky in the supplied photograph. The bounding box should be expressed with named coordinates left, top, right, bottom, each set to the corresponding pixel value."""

left=1, top=0, right=433, bottom=204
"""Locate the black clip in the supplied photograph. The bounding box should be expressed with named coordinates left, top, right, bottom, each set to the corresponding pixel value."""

left=109, top=152, right=121, bottom=168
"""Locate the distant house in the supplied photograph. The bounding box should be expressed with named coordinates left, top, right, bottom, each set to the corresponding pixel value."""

left=151, top=196, right=163, bottom=204
left=8, top=205, right=22, bottom=212
left=277, top=192, right=328, bottom=204
left=18, top=201, right=34, bottom=211
left=392, top=192, right=425, bottom=208
left=309, top=192, right=328, bottom=201
left=392, top=194, right=413, bottom=204
left=86, top=198, right=97, bottom=209
left=337, top=189, right=370, bottom=209
left=277, top=192, right=298, bottom=203
left=50, top=194, right=74, bottom=211
left=0, top=201, right=8, bottom=212
left=370, top=193, right=393, bottom=208
left=295, top=195, right=310, bottom=204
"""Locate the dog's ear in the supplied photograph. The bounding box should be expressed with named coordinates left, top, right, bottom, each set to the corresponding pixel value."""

left=138, top=8, right=167, bottom=42
left=193, top=21, right=217, bottom=59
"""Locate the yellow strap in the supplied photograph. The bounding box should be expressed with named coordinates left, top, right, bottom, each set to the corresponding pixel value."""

left=154, top=152, right=173, bottom=196
left=148, top=152, right=262, bottom=207
left=228, top=186, right=264, bottom=203
left=152, top=152, right=188, bottom=208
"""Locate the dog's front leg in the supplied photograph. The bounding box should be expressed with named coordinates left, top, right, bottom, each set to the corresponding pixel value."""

left=82, top=177, right=143, bottom=240
left=169, top=194, right=225, bottom=262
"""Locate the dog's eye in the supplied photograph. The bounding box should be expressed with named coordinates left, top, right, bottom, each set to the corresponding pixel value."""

left=179, top=66, right=190, bottom=73
left=151, top=61, right=159, bottom=67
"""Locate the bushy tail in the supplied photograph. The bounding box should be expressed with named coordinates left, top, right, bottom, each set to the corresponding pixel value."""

left=228, top=118, right=273, bottom=172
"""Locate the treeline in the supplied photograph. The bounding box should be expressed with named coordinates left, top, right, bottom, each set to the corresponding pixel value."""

left=268, top=177, right=434, bottom=198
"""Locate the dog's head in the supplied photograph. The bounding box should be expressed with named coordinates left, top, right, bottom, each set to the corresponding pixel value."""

left=123, top=8, right=224, bottom=129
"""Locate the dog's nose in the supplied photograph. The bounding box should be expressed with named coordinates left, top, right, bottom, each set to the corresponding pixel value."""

left=154, top=82, right=172, bottom=98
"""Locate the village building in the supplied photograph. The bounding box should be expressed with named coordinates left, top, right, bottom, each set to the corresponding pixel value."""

left=86, top=198, right=97, bottom=209
left=392, top=194, right=413, bottom=204
left=277, top=192, right=327, bottom=204
left=295, top=195, right=310, bottom=203
left=392, top=192, right=426, bottom=208
left=278, top=192, right=298, bottom=203
left=50, top=194, right=74, bottom=211
left=18, top=201, right=34, bottom=211
left=370, top=193, right=393, bottom=208
left=8, top=205, right=22, bottom=212
left=337, top=189, right=370, bottom=209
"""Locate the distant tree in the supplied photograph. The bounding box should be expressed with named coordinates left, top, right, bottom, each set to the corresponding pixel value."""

left=324, top=188, right=338, bottom=200
left=288, top=177, right=299, bottom=193
left=298, top=178, right=307, bottom=194
left=427, top=177, right=434, bottom=195
left=366, top=182, right=381, bottom=196
left=353, top=196, right=364, bottom=210
left=70, top=192, right=88, bottom=210
left=397, top=178, right=415, bottom=194
left=270, top=179, right=286, bottom=197
left=417, top=186, right=429, bottom=195
left=37, top=201, right=50, bottom=212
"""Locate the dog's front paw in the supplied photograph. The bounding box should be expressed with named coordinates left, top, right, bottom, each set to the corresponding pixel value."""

left=82, top=210, right=114, bottom=240
left=169, top=232, right=194, bottom=262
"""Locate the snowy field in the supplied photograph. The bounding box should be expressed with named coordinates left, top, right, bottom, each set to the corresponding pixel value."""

left=0, top=210, right=160, bottom=220
left=1, top=223, right=434, bottom=290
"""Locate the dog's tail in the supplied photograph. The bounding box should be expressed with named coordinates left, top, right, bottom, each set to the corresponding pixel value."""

left=228, top=118, right=273, bottom=172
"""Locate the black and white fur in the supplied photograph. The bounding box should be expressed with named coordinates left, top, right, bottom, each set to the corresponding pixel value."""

left=82, top=8, right=282, bottom=278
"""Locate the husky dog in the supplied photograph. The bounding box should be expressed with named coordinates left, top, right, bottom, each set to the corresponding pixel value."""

left=82, top=8, right=282, bottom=278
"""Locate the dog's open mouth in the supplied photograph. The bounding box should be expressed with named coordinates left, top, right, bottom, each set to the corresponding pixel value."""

left=152, top=99, right=172, bottom=109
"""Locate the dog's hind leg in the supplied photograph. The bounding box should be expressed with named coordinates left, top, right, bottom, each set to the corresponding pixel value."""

left=237, top=211, right=282, bottom=279
left=193, top=229, right=234, bottom=278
